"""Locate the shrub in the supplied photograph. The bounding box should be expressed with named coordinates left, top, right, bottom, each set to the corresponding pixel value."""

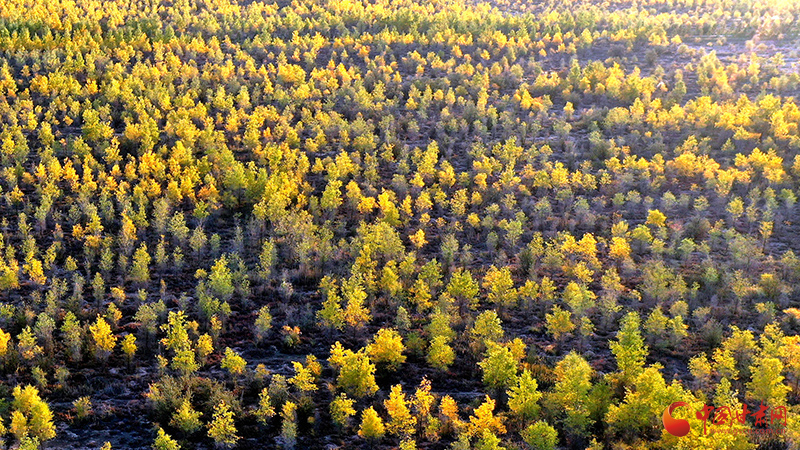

left=221, top=347, right=246, bottom=377
left=153, top=427, right=180, bottom=450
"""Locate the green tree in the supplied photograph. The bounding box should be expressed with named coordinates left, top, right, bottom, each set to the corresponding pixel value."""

left=317, top=277, right=345, bottom=330
left=255, top=305, right=272, bottom=342
left=551, top=352, right=593, bottom=437
left=281, top=401, right=298, bottom=449
left=482, top=266, right=518, bottom=311
left=545, top=305, right=575, bottom=341
left=507, top=369, right=542, bottom=421
left=258, top=240, right=276, bottom=283
left=160, top=311, right=198, bottom=377
left=17, top=326, right=43, bottom=362
left=447, top=268, right=480, bottom=313
left=129, top=244, right=151, bottom=283
left=254, top=388, right=275, bottom=425
left=606, top=366, right=688, bottom=439
left=82, top=108, right=113, bottom=142
left=427, top=336, right=455, bottom=370
left=610, top=312, right=648, bottom=385
left=470, top=310, right=504, bottom=354
left=209, top=255, right=235, bottom=301
left=342, top=276, right=371, bottom=328
left=478, top=341, right=519, bottom=391
left=521, top=421, right=558, bottom=450
left=61, top=312, right=83, bottom=361
left=562, top=282, right=596, bottom=317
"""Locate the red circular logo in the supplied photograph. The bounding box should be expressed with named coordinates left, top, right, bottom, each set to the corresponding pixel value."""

left=663, top=402, right=691, bottom=437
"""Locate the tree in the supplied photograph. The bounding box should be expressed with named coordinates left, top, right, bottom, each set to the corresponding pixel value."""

left=254, top=388, right=275, bottom=425
left=61, top=312, right=83, bottom=361
left=342, top=276, right=371, bottom=328
left=384, top=384, right=416, bottom=436
left=470, top=310, right=504, bottom=354
left=208, top=400, right=238, bottom=447
left=254, top=306, right=272, bottom=342
left=426, top=311, right=455, bottom=342
left=89, top=316, right=117, bottom=362
left=478, top=341, right=519, bottom=391
left=281, top=401, right=298, bottom=449
left=122, top=334, right=137, bottom=362
left=171, top=399, right=202, bottom=434
left=747, top=356, right=790, bottom=406
left=208, top=255, right=234, bottom=301
left=329, top=342, right=378, bottom=398
left=129, top=244, right=151, bottom=283
left=221, top=347, right=247, bottom=377
left=317, top=277, right=345, bottom=330
left=11, top=385, right=55, bottom=443
left=482, top=266, right=518, bottom=311
left=412, top=378, right=434, bottom=429
left=610, top=312, right=647, bottom=385
left=507, top=369, right=542, bottom=421
left=160, top=311, right=198, bottom=377
left=475, top=430, right=506, bottom=450
left=467, top=396, right=506, bottom=438
left=0, top=327, right=9, bottom=358
left=545, top=305, right=575, bottom=340
left=17, top=326, right=42, bottom=362
left=330, top=393, right=356, bottom=428
left=427, top=336, right=455, bottom=370
left=521, top=421, right=558, bottom=450
left=447, top=268, right=480, bottom=313
left=82, top=108, right=113, bottom=142
left=258, top=240, right=276, bottom=282
left=289, top=360, right=317, bottom=394
left=552, top=352, right=593, bottom=438
left=646, top=209, right=667, bottom=227
left=608, top=236, right=632, bottom=261
left=366, top=328, right=406, bottom=371
left=606, top=366, right=688, bottom=439
left=358, top=407, right=385, bottom=441
left=562, top=282, right=596, bottom=317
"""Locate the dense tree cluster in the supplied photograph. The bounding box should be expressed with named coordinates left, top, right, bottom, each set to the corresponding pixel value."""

left=0, top=0, right=798, bottom=448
